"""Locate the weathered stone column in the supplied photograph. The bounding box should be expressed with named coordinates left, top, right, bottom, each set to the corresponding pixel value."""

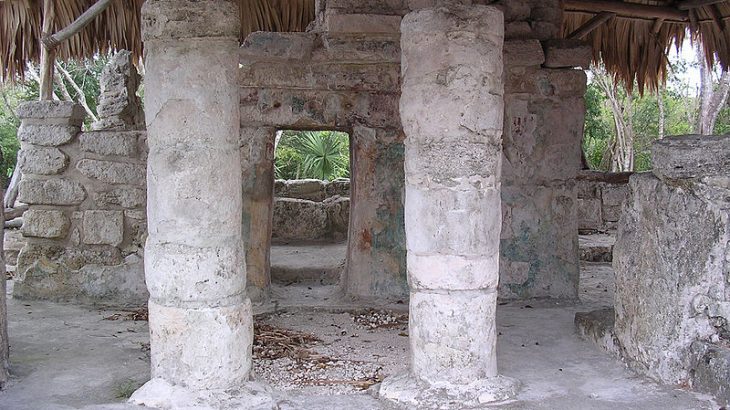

left=379, top=5, right=519, bottom=407
left=131, top=1, right=270, bottom=407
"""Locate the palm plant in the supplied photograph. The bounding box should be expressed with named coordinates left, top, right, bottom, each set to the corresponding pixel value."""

left=297, top=131, right=349, bottom=181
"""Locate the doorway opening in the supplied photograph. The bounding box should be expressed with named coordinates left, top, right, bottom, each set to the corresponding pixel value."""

left=269, top=130, right=351, bottom=288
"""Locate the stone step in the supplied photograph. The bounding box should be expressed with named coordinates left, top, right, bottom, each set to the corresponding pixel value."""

left=579, top=233, right=615, bottom=262
left=270, top=242, right=347, bottom=285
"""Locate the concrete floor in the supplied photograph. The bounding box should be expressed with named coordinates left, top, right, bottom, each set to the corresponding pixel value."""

left=0, top=235, right=720, bottom=409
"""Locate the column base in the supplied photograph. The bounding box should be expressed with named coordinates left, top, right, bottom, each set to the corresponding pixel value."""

left=129, top=377, right=276, bottom=410
left=378, top=372, right=520, bottom=409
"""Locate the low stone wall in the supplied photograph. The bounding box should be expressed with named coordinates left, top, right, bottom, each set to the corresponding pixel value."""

left=576, top=171, right=631, bottom=233
left=613, top=135, right=730, bottom=394
left=272, top=179, right=350, bottom=242
left=12, top=102, right=148, bottom=305
left=274, top=178, right=350, bottom=201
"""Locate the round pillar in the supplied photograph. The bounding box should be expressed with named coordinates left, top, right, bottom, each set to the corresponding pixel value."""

left=131, top=1, right=271, bottom=407
left=379, top=4, right=519, bottom=407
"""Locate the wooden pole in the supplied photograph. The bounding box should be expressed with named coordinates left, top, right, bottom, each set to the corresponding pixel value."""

left=567, top=11, right=616, bottom=39
left=42, top=0, right=116, bottom=49
left=38, top=0, right=56, bottom=101
left=564, top=0, right=689, bottom=21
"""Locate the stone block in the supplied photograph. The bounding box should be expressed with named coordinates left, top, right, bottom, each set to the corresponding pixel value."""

left=92, top=187, right=146, bottom=209
left=405, top=185, right=502, bottom=256
left=408, top=253, right=499, bottom=291
left=16, top=101, right=85, bottom=126
left=278, top=179, right=326, bottom=201
left=240, top=32, right=317, bottom=62
left=145, top=241, right=246, bottom=302
left=77, top=159, right=146, bottom=185
left=272, top=198, right=329, bottom=241
left=613, top=172, right=729, bottom=384
left=652, top=135, right=730, bottom=180
left=324, top=178, right=351, bottom=198
left=494, top=0, right=531, bottom=22
left=240, top=61, right=400, bottom=92
left=17, top=124, right=79, bottom=146
left=83, top=210, right=124, bottom=246
left=529, top=21, right=559, bottom=40
left=543, top=39, right=593, bottom=69
left=17, top=147, right=68, bottom=175
left=79, top=131, right=142, bottom=157
left=505, top=21, right=532, bottom=39
left=18, top=178, right=87, bottom=205
left=500, top=183, right=579, bottom=299
left=319, top=34, right=401, bottom=63
left=239, top=88, right=401, bottom=129
left=578, top=198, right=602, bottom=231
left=327, top=0, right=408, bottom=15
left=325, top=12, right=402, bottom=33
left=141, top=0, right=239, bottom=41
left=409, top=290, right=497, bottom=384
left=21, top=210, right=70, bottom=239
left=689, top=341, right=730, bottom=407
left=324, top=196, right=350, bottom=240
left=503, top=39, right=545, bottom=67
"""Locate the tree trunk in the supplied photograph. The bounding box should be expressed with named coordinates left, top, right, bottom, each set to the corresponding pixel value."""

left=39, top=0, right=56, bottom=101
left=696, top=43, right=730, bottom=135
left=658, top=86, right=666, bottom=139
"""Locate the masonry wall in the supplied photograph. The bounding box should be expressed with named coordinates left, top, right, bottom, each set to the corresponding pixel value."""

left=239, top=22, right=408, bottom=300
left=13, top=103, right=148, bottom=304
left=272, top=179, right=350, bottom=242
left=577, top=171, right=630, bottom=233
left=241, top=0, right=587, bottom=301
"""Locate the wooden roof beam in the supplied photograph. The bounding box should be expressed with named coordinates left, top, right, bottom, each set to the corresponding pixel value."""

left=564, top=0, right=689, bottom=21
left=677, top=0, right=727, bottom=11
left=568, top=11, right=616, bottom=39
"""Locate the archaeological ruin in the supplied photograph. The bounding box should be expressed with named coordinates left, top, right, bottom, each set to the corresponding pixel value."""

left=0, top=0, right=728, bottom=409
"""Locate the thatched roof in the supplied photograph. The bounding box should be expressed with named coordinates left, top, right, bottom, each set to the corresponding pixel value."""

left=0, top=0, right=314, bottom=81
left=563, top=0, right=730, bottom=92
left=1, top=0, right=727, bottom=93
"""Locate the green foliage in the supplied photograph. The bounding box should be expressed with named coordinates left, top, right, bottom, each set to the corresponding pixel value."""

left=275, top=130, right=350, bottom=181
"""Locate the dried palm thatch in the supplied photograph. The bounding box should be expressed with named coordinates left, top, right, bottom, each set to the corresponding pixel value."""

left=563, top=1, right=730, bottom=93
left=0, top=0, right=315, bottom=81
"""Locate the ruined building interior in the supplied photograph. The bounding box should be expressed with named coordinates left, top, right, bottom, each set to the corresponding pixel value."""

left=0, top=0, right=728, bottom=409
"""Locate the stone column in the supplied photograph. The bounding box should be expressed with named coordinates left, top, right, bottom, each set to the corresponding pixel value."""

left=131, top=1, right=270, bottom=407
left=379, top=5, right=519, bottom=407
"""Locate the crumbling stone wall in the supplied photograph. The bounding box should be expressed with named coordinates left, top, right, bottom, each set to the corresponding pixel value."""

left=13, top=53, right=147, bottom=305
left=242, top=0, right=587, bottom=301
left=272, top=179, right=350, bottom=241
left=577, top=171, right=631, bottom=233
left=239, top=11, right=407, bottom=300
left=498, top=0, right=589, bottom=299
left=613, top=135, right=730, bottom=386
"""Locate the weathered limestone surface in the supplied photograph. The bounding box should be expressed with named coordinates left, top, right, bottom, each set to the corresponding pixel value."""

left=240, top=27, right=407, bottom=300
left=92, top=50, right=144, bottom=131
left=499, top=55, right=585, bottom=299
left=13, top=88, right=147, bottom=304
left=271, top=179, right=350, bottom=242
left=614, top=135, right=730, bottom=386
left=379, top=5, right=519, bottom=407
left=131, top=1, right=272, bottom=407
left=577, top=171, right=631, bottom=232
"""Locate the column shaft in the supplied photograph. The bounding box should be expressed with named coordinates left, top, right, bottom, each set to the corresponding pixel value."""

left=140, top=0, right=250, bottom=391
left=380, top=4, right=519, bottom=407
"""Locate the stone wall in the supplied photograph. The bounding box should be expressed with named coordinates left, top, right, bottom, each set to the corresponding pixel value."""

left=613, top=135, right=730, bottom=387
left=576, top=171, right=631, bottom=233
left=272, top=179, right=350, bottom=242
left=239, top=12, right=408, bottom=300
left=12, top=102, right=148, bottom=305
left=498, top=1, right=588, bottom=299
left=241, top=0, right=587, bottom=301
